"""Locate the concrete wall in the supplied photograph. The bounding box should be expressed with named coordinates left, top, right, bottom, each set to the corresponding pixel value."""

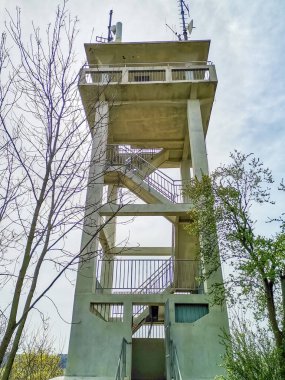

left=65, top=296, right=131, bottom=377
left=132, top=339, right=165, bottom=380
left=168, top=300, right=228, bottom=380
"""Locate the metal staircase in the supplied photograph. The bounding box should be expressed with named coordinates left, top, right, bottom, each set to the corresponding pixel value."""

left=133, top=257, right=173, bottom=295
left=106, top=145, right=184, bottom=203
left=132, top=258, right=173, bottom=334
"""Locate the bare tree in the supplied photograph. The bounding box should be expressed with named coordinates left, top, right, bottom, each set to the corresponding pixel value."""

left=0, top=32, right=26, bottom=290
left=1, top=318, right=64, bottom=380
left=0, top=3, right=124, bottom=378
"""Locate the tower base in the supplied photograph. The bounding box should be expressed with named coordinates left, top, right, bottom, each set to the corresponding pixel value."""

left=50, top=377, right=115, bottom=380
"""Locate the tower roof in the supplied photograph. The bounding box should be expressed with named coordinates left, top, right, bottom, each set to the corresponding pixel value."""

left=85, top=40, right=211, bottom=65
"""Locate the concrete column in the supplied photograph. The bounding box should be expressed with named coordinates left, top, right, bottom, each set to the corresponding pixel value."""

left=101, top=184, right=118, bottom=293
left=187, top=100, right=226, bottom=293
left=180, top=159, right=191, bottom=203
left=66, top=101, right=110, bottom=377
left=187, top=99, right=209, bottom=178
left=122, top=67, right=128, bottom=84
left=166, top=66, right=172, bottom=82
left=124, top=300, right=133, bottom=379
left=209, top=64, right=218, bottom=82
left=74, top=101, right=109, bottom=295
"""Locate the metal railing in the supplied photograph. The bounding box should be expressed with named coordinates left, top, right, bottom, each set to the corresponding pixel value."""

left=133, top=324, right=165, bottom=339
left=95, top=258, right=201, bottom=294
left=107, top=145, right=162, bottom=168
left=83, top=61, right=213, bottom=68
left=79, top=61, right=215, bottom=85
left=142, top=169, right=183, bottom=203
left=171, top=341, right=182, bottom=380
left=172, top=68, right=209, bottom=81
left=133, top=258, right=172, bottom=294
left=85, top=70, right=122, bottom=84
left=90, top=303, right=124, bottom=322
left=128, top=69, right=166, bottom=82
left=115, top=338, right=127, bottom=380
left=106, top=144, right=183, bottom=203
left=130, top=260, right=172, bottom=334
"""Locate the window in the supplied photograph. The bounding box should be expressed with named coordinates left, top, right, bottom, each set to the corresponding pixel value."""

left=175, top=303, right=209, bottom=323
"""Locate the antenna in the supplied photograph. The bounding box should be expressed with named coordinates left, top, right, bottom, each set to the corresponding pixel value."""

left=107, top=10, right=113, bottom=42
left=166, top=1, right=195, bottom=41
left=187, top=19, right=194, bottom=36
left=166, top=24, right=182, bottom=41
left=179, top=0, right=189, bottom=40
left=96, top=10, right=122, bottom=43
left=178, top=0, right=195, bottom=40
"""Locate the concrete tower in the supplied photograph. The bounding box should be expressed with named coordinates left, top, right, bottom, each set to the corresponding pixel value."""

left=62, top=36, right=229, bottom=380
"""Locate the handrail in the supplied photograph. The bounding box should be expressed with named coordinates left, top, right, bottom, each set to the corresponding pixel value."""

left=108, top=145, right=162, bottom=164
left=134, top=257, right=173, bottom=294
left=165, top=303, right=182, bottom=380
left=133, top=257, right=172, bottom=294
left=132, top=258, right=172, bottom=331
left=115, top=338, right=127, bottom=380
left=171, top=341, right=183, bottom=380
left=96, top=258, right=201, bottom=294
left=81, top=66, right=211, bottom=84
left=83, top=61, right=213, bottom=68
left=107, top=144, right=184, bottom=203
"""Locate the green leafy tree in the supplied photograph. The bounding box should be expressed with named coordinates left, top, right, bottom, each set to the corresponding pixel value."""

left=6, top=323, right=63, bottom=380
left=10, top=352, right=63, bottom=380
left=215, top=320, right=282, bottom=380
left=185, top=151, right=285, bottom=376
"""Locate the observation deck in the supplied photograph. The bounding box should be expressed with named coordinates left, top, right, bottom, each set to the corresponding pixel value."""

left=79, top=41, right=217, bottom=153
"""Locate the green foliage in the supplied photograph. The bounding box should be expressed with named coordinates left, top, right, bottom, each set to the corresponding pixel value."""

left=9, top=351, right=63, bottom=380
left=185, top=152, right=284, bottom=313
left=0, top=322, right=63, bottom=380
left=185, top=151, right=285, bottom=375
left=215, top=322, right=282, bottom=380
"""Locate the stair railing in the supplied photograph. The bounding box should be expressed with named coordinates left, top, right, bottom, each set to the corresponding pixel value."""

left=107, top=144, right=184, bottom=203
left=171, top=341, right=183, bottom=380
left=133, top=257, right=173, bottom=294
left=107, top=144, right=162, bottom=168
left=115, top=338, right=127, bottom=380
left=96, top=258, right=201, bottom=294
left=131, top=258, right=173, bottom=333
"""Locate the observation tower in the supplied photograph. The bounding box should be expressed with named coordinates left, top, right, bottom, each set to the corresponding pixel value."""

left=62, top=9, right=229, bottom=380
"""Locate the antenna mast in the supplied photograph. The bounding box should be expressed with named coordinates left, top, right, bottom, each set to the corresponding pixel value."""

left=107, top=10, right=113, bottom=42
left=167, top=1, right=194, bottom=41
left=179, top=0, right=189, bottom=40
left=96, top=10, right=122, bottom=43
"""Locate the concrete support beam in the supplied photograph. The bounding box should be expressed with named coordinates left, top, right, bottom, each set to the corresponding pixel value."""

left=100, top=185, right=118, bottom=291
left=89, top=293, right=209, bottom=304
left=99, top=227, right=111, bottom=253
left=182, top=133, right=190, bottom=160
left=113, top=139, right=184, bottom=150
left=99, top=203, right=191, bottom=217
left=66, top=102, right=113, bottom=378
left=142, top=149, right=170, bottom=175
left=109, top=246, right=173, bottom=256
left=187, top=99, right=209, bottom=178
left=180, top=159, right=191, bottom=203
left=74, top=101, right=109, bottom=294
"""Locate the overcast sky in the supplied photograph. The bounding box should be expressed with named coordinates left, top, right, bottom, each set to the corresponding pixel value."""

left=1, top=0, right=285, bottom=351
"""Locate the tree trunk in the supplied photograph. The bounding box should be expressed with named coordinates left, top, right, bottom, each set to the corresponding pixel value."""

left=1, top=318, right=26, bottom=380
left=281, top=272, right=285, bottom=332
left=263, top=278, right=285, bottom=377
